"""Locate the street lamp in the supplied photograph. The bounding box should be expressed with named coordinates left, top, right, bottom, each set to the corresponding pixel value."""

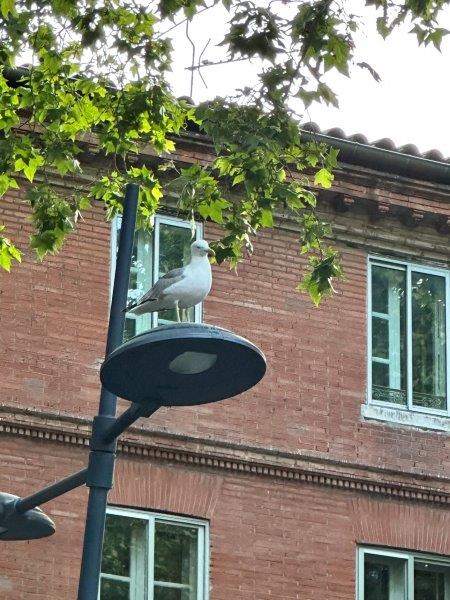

left=0, top=183, right=266, bottom=600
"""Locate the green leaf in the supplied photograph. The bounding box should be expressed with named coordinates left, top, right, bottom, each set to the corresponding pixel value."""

left=260, top=208, right=273, bottom=227
left=0, top=0, right=15, bottom=18
left=427, top=28, right=449, bottom=50
left=23, top=155, right=45, bottom=182
left=14, top=153, right=45, bottom=182
left=326, top=147, right=340, bottom=169
left=78, top=196, right=91, bottom=210
left=0, top=247, right=12, bottom=272
left=0, top=174, right=19, bottom=196
left=0, top=227, right=22, bottom=272
left=314, top=168, right=334, bottom=188
left=298, top=251, right=342, bottom=305
left=376, top=17, right=391, bottom=39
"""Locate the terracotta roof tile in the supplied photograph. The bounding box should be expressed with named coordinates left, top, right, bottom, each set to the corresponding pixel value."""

left=302, top=122, right=450, bottom=164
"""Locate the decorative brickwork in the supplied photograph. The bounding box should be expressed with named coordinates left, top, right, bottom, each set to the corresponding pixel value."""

left=349, top=496, right=450, bottom=555
left=111, top=461, right=224, bottom=518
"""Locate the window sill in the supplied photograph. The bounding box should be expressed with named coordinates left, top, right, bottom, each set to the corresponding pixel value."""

left=361, top=404, right=450, bottom=432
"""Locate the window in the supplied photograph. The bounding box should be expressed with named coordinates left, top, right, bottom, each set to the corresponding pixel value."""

left=368, top=258, right=450, bottom=415
left=358, top=547, right=450, bottom=600
left=100, top=508, right=208, bottom=600
left=112, top=215, right=203, bottom=340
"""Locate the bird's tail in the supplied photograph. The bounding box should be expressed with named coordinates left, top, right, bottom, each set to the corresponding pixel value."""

left=122, top=303, right=136, bottom=314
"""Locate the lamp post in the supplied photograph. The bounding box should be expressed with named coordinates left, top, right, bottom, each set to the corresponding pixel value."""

left=0, top=183, right=266, bottom=600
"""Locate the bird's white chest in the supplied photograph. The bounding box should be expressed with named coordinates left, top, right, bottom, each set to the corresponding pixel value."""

left=167, top=260, right=212, bottom=308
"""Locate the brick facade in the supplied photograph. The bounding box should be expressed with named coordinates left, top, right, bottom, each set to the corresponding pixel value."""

left=1, top=138, right=450, bottom=598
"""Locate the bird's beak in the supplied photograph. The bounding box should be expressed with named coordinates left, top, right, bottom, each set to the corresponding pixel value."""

left=207, top=247, right=215, bottom=257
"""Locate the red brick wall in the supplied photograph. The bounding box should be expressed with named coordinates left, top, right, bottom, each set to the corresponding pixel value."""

left=1, top=184, right=450, bottom=478
left=0, top=436, right=87, bottom=599
left=1, top=165, right=450, bottom=599
left=1, top=190, right=109, bottom=417
left=1, top=436, right=450, bottom=600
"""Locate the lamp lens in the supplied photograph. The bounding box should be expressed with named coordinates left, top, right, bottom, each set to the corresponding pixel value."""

left=169, top=351, right=217, bottom=375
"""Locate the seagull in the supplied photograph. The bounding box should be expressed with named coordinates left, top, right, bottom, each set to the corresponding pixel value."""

left=126, top=239, right=215, bottom=322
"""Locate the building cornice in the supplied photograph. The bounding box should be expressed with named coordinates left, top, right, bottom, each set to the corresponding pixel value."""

left=174, top=131, right=450, bottom=199
left=1, top=405, right=449, bottom=506
left=166, top=136, right=450, bottom=241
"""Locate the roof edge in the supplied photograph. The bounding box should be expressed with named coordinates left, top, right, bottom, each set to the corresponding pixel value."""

left=301, top=129, right=450, bottom=186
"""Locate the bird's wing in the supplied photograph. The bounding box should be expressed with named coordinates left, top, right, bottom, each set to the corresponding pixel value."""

left=136, top=267, right=186, bottom=305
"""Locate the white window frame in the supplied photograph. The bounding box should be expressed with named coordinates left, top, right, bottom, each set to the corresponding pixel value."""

left=357, top=546, right=450, bottom=600
left=100, top=506, right=209, bottom=600
left=111, top=214, right=204, bottom=330
left=367, top=255, right=450, bottom=417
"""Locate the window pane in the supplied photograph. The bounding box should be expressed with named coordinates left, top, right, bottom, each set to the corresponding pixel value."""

left=100, top=578, right=130, bottom=600
left=154, top=521, right=198, bottom=597
left=372, top=362, right=389, bottom=388
left=154, top=586, right=193, bottom=600
left=115, top=217, right=153, bottom=340
left=115, top=218, right=201, bottom=338
left=371, top=265, right=407, bottom=405
left=124, top=317, right=137, bottom=341
left=157, top=223, right=195, bottom=325
left=373, top=317, right=390, bottom=359
left=102, top=514, right=147, bottom=579
left=412, top=272, right=447, bottom=410
left=364, top=554, right=407, bottom=600
left=414, top=561, right=450, bottom=600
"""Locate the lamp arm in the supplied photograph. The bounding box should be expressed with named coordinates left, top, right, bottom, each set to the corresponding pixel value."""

left=14, top=468, right=89, bottom=514
left=101, top=399, right=160, bottom=445
left=8, top=398, right=158, bottom=517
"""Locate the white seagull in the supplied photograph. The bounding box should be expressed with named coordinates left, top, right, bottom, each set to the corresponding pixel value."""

left=126, top=239, right=215, bottom=322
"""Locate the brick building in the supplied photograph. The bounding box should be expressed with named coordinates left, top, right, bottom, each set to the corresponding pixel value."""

left=1, top=125, right=450, bottom=599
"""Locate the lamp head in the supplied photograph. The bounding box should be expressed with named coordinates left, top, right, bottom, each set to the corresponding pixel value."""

left=100, top=323, right=266, bottom=408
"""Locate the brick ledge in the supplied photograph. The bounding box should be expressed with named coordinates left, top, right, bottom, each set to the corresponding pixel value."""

left=0, top=407, right=449, bottom=506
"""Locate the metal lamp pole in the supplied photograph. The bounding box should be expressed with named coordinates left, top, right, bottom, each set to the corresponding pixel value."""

left=77, top=181, right=140, bottom=600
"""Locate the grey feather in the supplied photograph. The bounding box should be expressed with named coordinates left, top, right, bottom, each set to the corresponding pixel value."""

left=133, top=267, right=186, bottom=306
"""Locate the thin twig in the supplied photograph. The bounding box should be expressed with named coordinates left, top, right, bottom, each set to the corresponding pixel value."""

left=185, top=56, right=250, bottom=71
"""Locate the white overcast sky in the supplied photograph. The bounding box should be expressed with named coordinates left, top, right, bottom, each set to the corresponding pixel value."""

left=167, top=3, right=450, bottom=156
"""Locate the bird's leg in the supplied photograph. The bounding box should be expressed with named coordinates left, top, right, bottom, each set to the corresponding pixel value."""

left=175, top=300, right=180, bottom=323
left=182, top=308, right=188, bottom=322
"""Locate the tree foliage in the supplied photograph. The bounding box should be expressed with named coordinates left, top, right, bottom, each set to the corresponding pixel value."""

left=0, top=0, right=446, bottom=303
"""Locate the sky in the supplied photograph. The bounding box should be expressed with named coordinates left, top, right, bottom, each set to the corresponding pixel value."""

left=166, top=3, right=450, bottom=156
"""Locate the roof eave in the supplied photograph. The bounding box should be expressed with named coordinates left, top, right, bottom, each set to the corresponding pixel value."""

left=301, top=130, right=450, bottom=186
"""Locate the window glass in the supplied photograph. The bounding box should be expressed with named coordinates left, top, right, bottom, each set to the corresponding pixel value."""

left=414, top=561, right=450, bottom=600
left=154, top=522, right=198, bottom=599
left=157, top=223, right=195, bottom=326
left=411, top=273, right=447, bottom=410
left=101, top=511, right=206, bottom=600
left=370, top=260, right=449, bottom=413
left=100, top=579, right=129, bottom=600
left=371, top=265, right=407, bottom=406
left=114, top=216, right=201, bottom=341
left=100, top=514, right=147, bottom=599
left=360, top=549, right=450, bottom=600
left=154, top=589, right=190, bottom=600
left=364, top=553, right=407, bottom=600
